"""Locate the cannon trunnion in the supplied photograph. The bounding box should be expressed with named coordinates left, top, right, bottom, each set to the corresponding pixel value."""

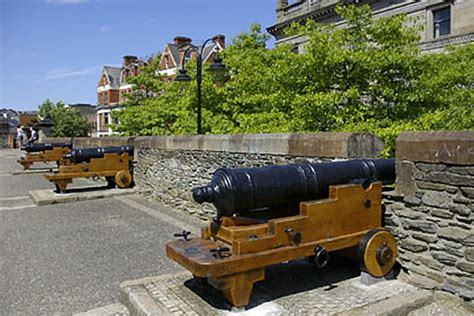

left=18, top=142, right=73, bottom=170
left=45, top=146, right=134, bottom=193
left=167, top=159, right=398, bottom=308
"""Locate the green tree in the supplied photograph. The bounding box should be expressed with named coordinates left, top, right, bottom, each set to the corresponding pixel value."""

left=111, top=5, right=473, bottom=156
left=38, top=99, right=90, bottom=137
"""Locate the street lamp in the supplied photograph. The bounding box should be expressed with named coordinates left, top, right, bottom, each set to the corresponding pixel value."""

left=175, top=37, right=226, bottom=135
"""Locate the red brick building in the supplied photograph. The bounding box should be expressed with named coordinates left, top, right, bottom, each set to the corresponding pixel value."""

left=97, top=56, right=147, bottom=136
left=158, top=35, right=225, bottom=81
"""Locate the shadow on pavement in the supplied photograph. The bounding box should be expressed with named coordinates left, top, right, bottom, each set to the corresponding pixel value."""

left=184, top=254, right=361, bottom=311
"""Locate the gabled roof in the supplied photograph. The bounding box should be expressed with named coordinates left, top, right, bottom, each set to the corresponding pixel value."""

left=167, top=44, right=181, bottom=66
left=103, top=66, right=122, bottom=89
left=160, top=42, right=221, bottom=70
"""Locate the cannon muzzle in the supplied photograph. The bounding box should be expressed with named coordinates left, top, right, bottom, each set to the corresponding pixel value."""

left=193, top=159, right=395, bottom=218
left=63, top=146, right=134, bottom=163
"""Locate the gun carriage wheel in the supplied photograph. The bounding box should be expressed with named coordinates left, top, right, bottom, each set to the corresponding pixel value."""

left=115, top=170, right=132, bottom=188
left=358, top=228, right=397, bottom=278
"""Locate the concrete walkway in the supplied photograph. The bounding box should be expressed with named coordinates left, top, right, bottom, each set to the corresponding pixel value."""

left=0, top=149, right=200, bottom=315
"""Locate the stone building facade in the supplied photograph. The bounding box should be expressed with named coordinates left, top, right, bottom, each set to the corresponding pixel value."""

left=267, top=0, right=474, bottom=53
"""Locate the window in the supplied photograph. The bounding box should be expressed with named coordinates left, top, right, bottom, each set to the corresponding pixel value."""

left=165, top=55, right=170, bottom=69
left=433, top=7, right=450, bottom=38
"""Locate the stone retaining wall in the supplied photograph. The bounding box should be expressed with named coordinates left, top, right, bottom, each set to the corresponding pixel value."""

left=384, top=131, right=473, bottom=301
left=134, top=133, right=384, bottom=220
left=41, top=137, right=134, bottom=148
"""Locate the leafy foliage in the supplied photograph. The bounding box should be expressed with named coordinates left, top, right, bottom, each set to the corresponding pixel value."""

left=112, top=5, right=473, bottom=156
left=38, top=99, right=90, bottom=137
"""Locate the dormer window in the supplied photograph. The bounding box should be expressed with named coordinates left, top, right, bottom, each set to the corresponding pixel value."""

left=433, top=6, right=451, bottom=38
left=165, top=55, right=170, bottom=69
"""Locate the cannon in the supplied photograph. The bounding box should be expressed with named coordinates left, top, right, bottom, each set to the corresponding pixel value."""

left=18, top=142, right=73, bottom=170
left=167, top=159, right=398, bottom=308
left=45, top=146, right=134, bottom=193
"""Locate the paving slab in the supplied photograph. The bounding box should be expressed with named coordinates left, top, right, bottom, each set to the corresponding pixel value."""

left=119, top=258, right=427, bottom=316
left=29, top=187, right=136, bottom=205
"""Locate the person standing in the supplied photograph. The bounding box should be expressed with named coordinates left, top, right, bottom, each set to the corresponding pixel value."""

left=16, top=125, right=25, bottom=149
left=25, top=127, right=38, bottom=145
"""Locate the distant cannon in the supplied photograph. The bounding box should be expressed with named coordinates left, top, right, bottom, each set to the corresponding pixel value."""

left=18, top=142, right=73, bottom=169
left=167, top=159, right=398, bottom=308
left=22, top=142, right=72, bottom=153
left=63, top=146, right=134, bottom=164
left=45, top=146, right=134, bottom=193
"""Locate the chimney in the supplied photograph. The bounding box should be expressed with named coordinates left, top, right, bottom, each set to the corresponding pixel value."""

left=212, top=35, right=225, bottom=49
left=123, top=55, right=138, bottom=67
left=277, top=0, right=288, bottom=10
left=174, top=36, right=192, bottom=46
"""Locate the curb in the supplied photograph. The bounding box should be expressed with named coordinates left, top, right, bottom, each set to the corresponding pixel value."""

left=336, top=290, right=434, bottom=315
left=119, top=274, right=187, bottom=316
left=29, top=187, right=136, bottom=206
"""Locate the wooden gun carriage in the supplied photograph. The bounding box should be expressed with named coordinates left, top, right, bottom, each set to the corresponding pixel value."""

left=18, top=142, right=72, bottom=170
left=167, top=159, right=398, bottom=308
left=45, top=146, right=134, bottom=193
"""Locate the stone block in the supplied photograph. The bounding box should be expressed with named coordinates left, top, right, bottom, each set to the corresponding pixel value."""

left=417, top=181, right=458, bottom=193
left=423, top=172, right=474, bottom=187
left=403, top=220, right=437, bottom=234
left=401, top=238, right=428, bottom=252
left=416, top=163, right=446, bottom=173
left=395, top=208, right=424, bottom=220
left=465, top=248, right=474, bottom=262
left=449, top=221, right=472, bottom=231
left=453, top=191, right=470, bottom=204
left=407, top=273, right=441, bottom=290
left=448, top=166, right=474, bottom=176
left=396, top=131, right=474, bottom=165
left=451, top=204, right=471, bottom=217
left=461, top=187, right=474, bottom=199
left=415, top=255, right=445, bottom=271
left=413, top=233, right=438, bottom=243
left=456, top=261, right=474, bottom=274
left=438, top=227, right=471, bottom=244
left=429, top=207, right=453, bottom=219
left=403, top=196, right=421, bottom=206
left=395, top=160, right=417, bottom=197
left=421, top=190, right=453, bottom=208
left=432, top=252, right=458, bottom=266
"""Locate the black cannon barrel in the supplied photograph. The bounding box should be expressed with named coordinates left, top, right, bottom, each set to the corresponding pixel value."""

left=64, top=146, right=134, bottom=163
left=193, top=159, right=395, bottom=218
left=22, top=142, right=72, bottom=153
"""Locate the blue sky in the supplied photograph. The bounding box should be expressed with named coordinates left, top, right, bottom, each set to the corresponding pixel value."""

left=0, top=0, right=276, bottom=111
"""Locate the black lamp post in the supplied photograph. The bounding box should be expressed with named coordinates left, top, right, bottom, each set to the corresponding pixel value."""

left=175, top=37, right=226, bottom=135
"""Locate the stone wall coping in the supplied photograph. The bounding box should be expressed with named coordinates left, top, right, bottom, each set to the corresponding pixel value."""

left=134, top=132, right=384, bottom=158
left=73, top=136, right=135, bottom=148
left=396, top=131, right=474, bottom=165
left=42, top=136, right=135, bottom=148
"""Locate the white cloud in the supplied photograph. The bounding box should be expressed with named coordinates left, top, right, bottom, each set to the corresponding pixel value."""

left=99, top=25, right=111, bottom=33
left=46, top=0, right=89, bottom=4
left=39, top=66, right=100, bottom=82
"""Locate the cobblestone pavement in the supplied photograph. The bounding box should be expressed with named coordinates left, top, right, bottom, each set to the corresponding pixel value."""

left=142, top=258, right=422, bottom=315
left=0, top=149, right=199, bottom=315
